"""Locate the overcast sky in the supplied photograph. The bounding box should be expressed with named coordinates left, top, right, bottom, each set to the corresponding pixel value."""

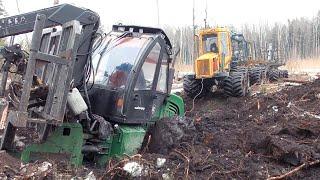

left=3, top=0, right=320, bottom=29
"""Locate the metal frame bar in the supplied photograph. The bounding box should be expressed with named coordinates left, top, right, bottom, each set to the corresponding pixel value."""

left=0, top=14, right=81, bottom=150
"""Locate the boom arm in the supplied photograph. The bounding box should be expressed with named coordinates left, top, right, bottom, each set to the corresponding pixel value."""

left=0, top=4, right=100, bottom=151
left=0, top=3, right=100, bottom=87
left=0, top=4, right=99, bottom=38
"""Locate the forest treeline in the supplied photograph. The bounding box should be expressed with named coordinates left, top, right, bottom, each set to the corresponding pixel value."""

left=1, top=1, right=318, bottom=65
left=164, top=11, right=320, bottom=64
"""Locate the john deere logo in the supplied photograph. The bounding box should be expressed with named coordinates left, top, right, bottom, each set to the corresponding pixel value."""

left=134, top=106, right=145, bottom=111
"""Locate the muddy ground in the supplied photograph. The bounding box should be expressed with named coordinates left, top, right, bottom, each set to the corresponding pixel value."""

left=0, top=77, right=320, bottom=179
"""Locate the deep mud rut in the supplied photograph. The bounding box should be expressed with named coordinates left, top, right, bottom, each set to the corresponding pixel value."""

left=0, top=78, right=320, bottom=179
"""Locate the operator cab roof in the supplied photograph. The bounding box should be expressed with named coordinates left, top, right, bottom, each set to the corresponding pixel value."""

left=112, top=24, right=172, bottom=53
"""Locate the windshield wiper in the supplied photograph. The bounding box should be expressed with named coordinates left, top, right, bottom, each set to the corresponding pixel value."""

left=95, top=32, right=133, bottom=75
left=95, top=40, right=111, bottom=75
left=105, top=32, right=133, bottom=52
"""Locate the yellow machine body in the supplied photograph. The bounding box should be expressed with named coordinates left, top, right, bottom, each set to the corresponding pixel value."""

left=195, top=27, right=233, bottom=79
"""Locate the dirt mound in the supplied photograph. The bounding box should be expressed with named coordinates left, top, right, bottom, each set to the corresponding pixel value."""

left=0, top=151, right=21, bottom=178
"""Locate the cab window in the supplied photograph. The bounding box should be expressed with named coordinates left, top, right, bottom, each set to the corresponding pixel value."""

left=91, top=34, right=150, bottom=88
left=156, top=53, right=168, bottom=93
left=135, top=43, right=161, bottom=90
left=203, top=34, right=218, bottom=53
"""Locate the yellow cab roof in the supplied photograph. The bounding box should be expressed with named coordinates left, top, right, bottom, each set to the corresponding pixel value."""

left=198, top=27, right=230, bottom=36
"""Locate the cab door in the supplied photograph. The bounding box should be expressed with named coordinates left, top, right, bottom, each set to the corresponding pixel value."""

left=151, top=50, right=169, bottom=118
left=124, top=41, right=162, bottom=124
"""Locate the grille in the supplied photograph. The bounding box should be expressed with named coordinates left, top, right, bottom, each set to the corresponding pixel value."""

left=196, top=60, right=210, bottom=76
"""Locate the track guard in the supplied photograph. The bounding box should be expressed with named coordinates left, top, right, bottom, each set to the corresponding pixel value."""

left=153, top=94, right=185, bottom=120
left=92, top=125, right=146, bottom=167
left=109, top=126, right=146, bottom=157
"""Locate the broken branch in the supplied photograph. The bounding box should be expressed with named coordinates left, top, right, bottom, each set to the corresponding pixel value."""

left=173, top=149, right=190, bottom=179
left=267, top=159, right=320, bottom=180
left=141, top=135, right=151, bottom=155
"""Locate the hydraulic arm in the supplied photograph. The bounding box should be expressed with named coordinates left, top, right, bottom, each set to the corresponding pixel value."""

left=0, top=3, right=100, bottom=87
left=0, top=4, right=99, bottom=151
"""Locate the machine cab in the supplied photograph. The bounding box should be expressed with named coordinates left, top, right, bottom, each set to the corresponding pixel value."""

left=195, top=28, right=232, bottom=78
left=200, top=32, right=219, bottom=55
left=89, top=25, right=173, bottom=124
left=231, top=33, right=250, bottom=63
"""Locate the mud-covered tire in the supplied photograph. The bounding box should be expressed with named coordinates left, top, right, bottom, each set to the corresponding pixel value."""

left=183, top=75, right=208, bottom=98
left=249, top=68, right=263, bottom=85
left=148, top=116, right=194, bottom=154
left=268, top=69, right=279, bottom=82
left=224, top=72, right=249, bottom=97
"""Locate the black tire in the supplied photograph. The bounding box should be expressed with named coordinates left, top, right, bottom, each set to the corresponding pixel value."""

left=224, top=71, right=249, bottom=97
left=230, top=66, right=247, bottom=73
left=283, top=70, right=289, bottom=78
left=279, top=70, right=289, bottom=78
left=249, top=67, right=263, bottom=85
left=149, top=117, right=185, bottom=154
left=183, top=75, right=208, bottom=98
left=278, top=70, right=283, bottom=78
left=268, top=69, right=279, bottom=82
left=260, top=66, right=268, bottom=83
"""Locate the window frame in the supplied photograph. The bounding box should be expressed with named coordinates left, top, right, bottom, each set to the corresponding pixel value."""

left=156, top=52, right=169, bottom=93
left=202, top=33, right=218, bottom=53
left=123, top=35, right=167, bottom=114
left=134, top=42, right=162, bottom=91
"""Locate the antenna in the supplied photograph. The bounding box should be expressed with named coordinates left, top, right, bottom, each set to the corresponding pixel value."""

left=156, top=0, right=160, bottom=26
left=193, top=0, right=196, bottom=63
left=204, top=0, right=207, bottom=28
